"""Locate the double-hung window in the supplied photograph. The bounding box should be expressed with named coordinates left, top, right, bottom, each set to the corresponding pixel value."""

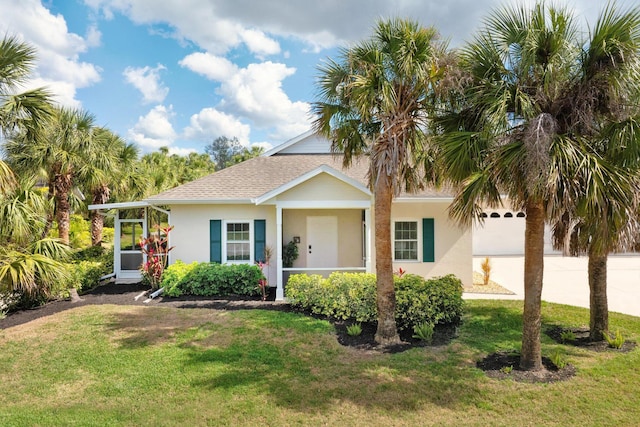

left=394, top=221, right=418, bottom=261
left=225, top=221, right=251, bottom=262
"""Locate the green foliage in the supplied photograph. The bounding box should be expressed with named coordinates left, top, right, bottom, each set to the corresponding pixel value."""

left=395, top=274, right=464, bottom=331
left=500, top=365, right=513, bottom=374
left=604, top=329, right=625, bottom=349
left=69, top=214, right=91, bottom=248
left=560, top=330, right=576, bottom=343
left=346, top=323, right=362, bottom=336
left=162, top=260, right=199, bottom=297
left=65, top=261, right=105, bottom=292
left=286, top=272, right=377, bottom=322
left=412, top=322, right=435, bottom=343
left=550, top=349, right=568, bottom=369
left=286, top=272, right=464, bottom=330
left=162, top=261, right=264, bottom=298
left=282, top=240, right=299, bottom=268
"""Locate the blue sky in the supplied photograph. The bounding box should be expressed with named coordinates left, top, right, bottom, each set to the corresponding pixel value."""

left=0, top=0, right=610, bottom=155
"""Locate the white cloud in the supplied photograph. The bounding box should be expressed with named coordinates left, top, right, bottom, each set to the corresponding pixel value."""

left=85, top=0, right=281, bottom=57
left=0, top=0, right=101, bottom=108
left=123, top=64, right=169, bottom=104
left=168, top=146, right=198, bottom=156
left=183, top=108, right=251, bottom=145
left=127, top=105, right=177, bottom=151
left=179, top=52, right=237, bottom=81
left=240, top=28, right=280, bottom=57
left=216, top=61, right=310, bottom=138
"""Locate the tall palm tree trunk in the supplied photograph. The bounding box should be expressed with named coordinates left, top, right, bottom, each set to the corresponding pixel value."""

left=54, top=173, right=72, bottom=246
left=588, top=249, right=608, bottom=341
left=521, top=200, right=545, bottom=371
left=41, top=180, right=55, bottom=239
left=90, top=184, right=110, bottom=246
left=374, top=174, right=400, bottom=345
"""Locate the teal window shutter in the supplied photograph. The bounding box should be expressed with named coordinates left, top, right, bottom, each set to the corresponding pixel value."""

left=254, top=219, right=266, bottom=263
left=422, top=218, right=435, bottom=262
left=210, top=220, right=222, bottom=263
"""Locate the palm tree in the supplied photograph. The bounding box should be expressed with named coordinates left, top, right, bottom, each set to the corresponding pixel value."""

left=437, top=2, right=640, bottom=369
left=81, top=128, right=141, bottom=246
left=0, top=177, right=69, bottom=299
left=0, top=35, right=52, bottom=190
left=6, top=107, right=101, bottom=246
left=313, top=18, right=444, bottom=345
left=552, top=6, right=640, bottom=342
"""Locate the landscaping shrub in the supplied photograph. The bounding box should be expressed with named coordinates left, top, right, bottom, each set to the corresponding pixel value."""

left=286, top=272, right=464, bottom=330
left=395, top=274, right=464, bottom=330
left=162, top=261, right=264, bottom=298
left=162, top=260, right=198, bottom=297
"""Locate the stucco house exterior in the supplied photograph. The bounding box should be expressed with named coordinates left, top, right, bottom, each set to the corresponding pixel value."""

left=90, top=131, right=472, bottom=300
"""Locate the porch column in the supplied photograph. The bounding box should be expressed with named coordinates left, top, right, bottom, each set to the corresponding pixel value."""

left=114, top=210, right=121, bottom=276
left=365, top=207, right=372, bottom=273
left=276, top=205, right=284, bottom=300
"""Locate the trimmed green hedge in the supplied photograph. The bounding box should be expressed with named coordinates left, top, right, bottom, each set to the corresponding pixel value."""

left=286, top=272, right=464, bottom=330
left=162, top=261, right=264, bottom=298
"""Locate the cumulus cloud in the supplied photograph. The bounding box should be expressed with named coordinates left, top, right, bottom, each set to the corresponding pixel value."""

left=0, top=0, right=101, bottom=107
left=85, top=0, right=282, bottom=57
left=168, top=146, right=198, bottom=156
left=127, top=105, right=178, bottom=151
left=240, top=28, right=280, bottom=57
left=179, top=52, right=238, bottom=81
left=184, top=108, right=251, bottom=145
left=123, top=64, right=169, bottom=104
left=216, top=61, right=310, bottom=138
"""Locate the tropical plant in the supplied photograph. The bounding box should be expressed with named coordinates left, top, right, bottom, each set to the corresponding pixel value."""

left=5, top=107, right=106, bottom=246
left=282, top=240, right=299, bottom=268
left=313, top=18, right=445, bottom=345
left=548, top=5, right=640, bottom=341
left=139, top=224, right=174, bottom=290
left=412, top=322, right=435, bottom=343
left=83, top=128, right=144, bottom=246
left=346, top=323, right=362, bottom=337
left=604, top=328, right=625, bottom=349
left=435, top=1, right=640, bottom=370
left=0, top=35, right=53, bottom=149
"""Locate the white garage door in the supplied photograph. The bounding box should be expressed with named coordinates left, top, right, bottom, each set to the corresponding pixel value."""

left=473, top=210, right=526, bottom=255
left=473, top=210, right=560, bottom=255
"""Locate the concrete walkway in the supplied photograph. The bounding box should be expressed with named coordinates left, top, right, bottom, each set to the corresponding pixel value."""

left=466, top=255, right=640, bottom=317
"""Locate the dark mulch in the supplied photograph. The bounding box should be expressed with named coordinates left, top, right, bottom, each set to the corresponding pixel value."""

left=546, top=325, right=637, bottom=353
left=331, top=319, right=458, bottom=353
left=476, top=351, right=577, bottom=383
left=0, top=282, right=152, bottom=329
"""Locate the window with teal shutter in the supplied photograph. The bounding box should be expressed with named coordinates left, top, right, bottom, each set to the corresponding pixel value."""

left=422, top=218, right=435, bottom=262
left=210, top=220, right=222, bottom=263
left=254, top=219, right=266, bottom=263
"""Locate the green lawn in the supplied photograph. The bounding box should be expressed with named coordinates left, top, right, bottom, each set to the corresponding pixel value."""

left=1, top=300, right=639, bottom=426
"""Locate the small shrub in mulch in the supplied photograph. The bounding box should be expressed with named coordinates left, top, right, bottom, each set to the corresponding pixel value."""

left=546, top=326, right=637, bottom=353
left=330, top=319, right=458, bottom=354
left=476, top=350, right=577, bottom=383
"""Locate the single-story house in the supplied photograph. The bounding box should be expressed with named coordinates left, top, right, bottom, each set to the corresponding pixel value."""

left=90, top=130, right=472, bottom=300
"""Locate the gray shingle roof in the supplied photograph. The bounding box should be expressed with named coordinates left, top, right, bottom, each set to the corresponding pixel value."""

left=145, top=154, right=451, bottom=202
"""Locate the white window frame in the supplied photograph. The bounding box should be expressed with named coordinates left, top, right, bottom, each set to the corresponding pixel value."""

left=222, top=220, right=253, bottom=264
left=393, top=220, right=420, bottom=262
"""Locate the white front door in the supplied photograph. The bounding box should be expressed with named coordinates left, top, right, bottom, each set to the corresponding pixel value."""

left=306, top=216, right=338, bottom=268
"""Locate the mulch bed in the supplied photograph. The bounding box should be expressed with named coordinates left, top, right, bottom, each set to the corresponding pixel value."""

left=545, top=325, right=637, bottom=353
left=476, top=351, right=577, bottom=383
left=331, top=319, right=458, bottom=353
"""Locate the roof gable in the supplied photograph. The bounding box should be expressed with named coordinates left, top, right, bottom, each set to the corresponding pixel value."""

left=255, top=165, right=371, bottom=204
left=262, top=130, right=333, bottom=156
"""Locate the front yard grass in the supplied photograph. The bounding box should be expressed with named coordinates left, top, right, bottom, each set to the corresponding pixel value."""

left=0, top=300, right=639, bottom=426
